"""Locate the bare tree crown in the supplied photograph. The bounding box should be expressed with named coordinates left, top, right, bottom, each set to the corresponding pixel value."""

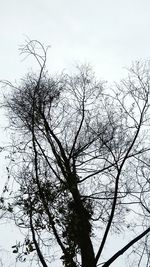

left=2, top=41, right=150, bottom=267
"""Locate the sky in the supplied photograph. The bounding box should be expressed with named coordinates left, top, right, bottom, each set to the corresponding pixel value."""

left=0, top=0, right=150, bottom=266
left=1, top=0, right=150, bottom=82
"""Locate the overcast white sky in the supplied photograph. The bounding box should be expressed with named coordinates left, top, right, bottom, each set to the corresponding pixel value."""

left=1, top=0, right=150, bottom=82
left=0, top=0, right=150, bottom=266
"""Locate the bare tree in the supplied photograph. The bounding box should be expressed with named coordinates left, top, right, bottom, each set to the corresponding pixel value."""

left=3, top=41, right=150, bottom=267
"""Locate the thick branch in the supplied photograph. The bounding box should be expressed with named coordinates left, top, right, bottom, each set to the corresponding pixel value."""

left=102, top=227, right=150, bottom=267
left=29, top=206, right=48, bottom=267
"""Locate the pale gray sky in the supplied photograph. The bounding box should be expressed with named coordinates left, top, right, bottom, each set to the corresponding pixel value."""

left=1, top=0, right=150, bottom=82
left=0, top=0, right=150, bottom=266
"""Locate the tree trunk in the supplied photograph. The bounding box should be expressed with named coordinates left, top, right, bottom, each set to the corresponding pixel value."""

left=71, top=186, right=96, bottom=267
left=80, top=232, right=96, bottom=267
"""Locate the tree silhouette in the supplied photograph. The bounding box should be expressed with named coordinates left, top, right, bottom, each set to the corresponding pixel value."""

left=3, top=41, right=150, bottom=267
